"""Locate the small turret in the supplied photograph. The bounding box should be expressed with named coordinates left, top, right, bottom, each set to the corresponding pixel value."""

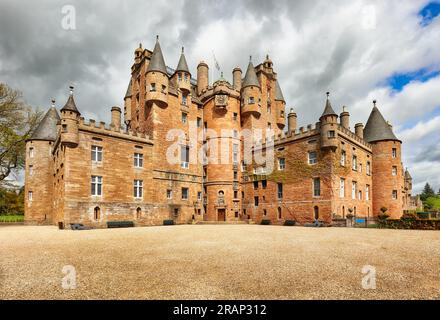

left=60, top=85, right=80, bottom=147
left=319, top=92, right=338, bottom=149
left=241, top=57, right=261, bottom=117
left=263, top=54, right=273, bottom=73
left=197, top=61, right=209, bottom=95
left=175, top=47, right=191, bottom=93
left=274, top=80, right=286, bottom=129
left=232, top=67, right=242, bottom=91
left=287, top=108, right=297, bottom=134
left=134, top=43, right=143, bottom=64
left=123, top=80, right=132, bottom=128
left=145, top=36, right=168, bottom=108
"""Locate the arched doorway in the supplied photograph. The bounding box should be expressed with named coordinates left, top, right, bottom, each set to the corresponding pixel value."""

left=342, top=206, right=345, bottom=218
left=136, top=207, right=141, bottom=219
left=278, top=207, right=282, bottom=220
left=314, top=206, right=319, bottom=220
left=94, top=206, right=100, bottom=221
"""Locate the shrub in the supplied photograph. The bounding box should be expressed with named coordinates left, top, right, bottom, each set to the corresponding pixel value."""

left=284, top=220, right=296, bottom=226
left=261, top=219, right=271, bottom=225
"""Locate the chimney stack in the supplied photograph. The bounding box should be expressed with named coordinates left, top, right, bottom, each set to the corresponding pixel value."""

left=355, top=123, right=364, bottom=139
left=111, top=106, right=122, bottom=129
left=340, top=106, right=350, bottom=129
left=232, top=67, right=242, bottom=91
left=287, top=108, right=297, bottom=134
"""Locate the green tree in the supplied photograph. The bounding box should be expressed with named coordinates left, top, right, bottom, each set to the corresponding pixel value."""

left=0, top=83, right=42, bottom=181
left=420, top=182, right=435, bottom=201
left=0, top=186, right=24, bottom=215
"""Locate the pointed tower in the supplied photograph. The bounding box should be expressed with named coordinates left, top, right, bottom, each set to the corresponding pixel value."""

left=241, top=57, right=261, bottom=117
left=25, top=100, right=60, bottom=225
left=274, top=80, right=286, bottom=129
left=145, top=35, right=168, bottom=108
left=60, top=85, right=80, bottom=147
left=123, top=79, right=132, bottom=128
left=175, top=47, right=191, bottom=93
left=364, top=100, right=403, bottom=218
left=319, top=92, right=338, bottom=149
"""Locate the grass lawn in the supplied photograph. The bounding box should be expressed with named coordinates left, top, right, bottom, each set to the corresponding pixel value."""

left=0, top=215, right=24, bottom=223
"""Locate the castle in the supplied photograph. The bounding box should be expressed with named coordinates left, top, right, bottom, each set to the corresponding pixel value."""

left=24, top=36, right=417, bottom=228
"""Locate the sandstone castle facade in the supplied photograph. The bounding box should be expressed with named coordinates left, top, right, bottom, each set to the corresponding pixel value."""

left=25, top=37, right=417, bottom=228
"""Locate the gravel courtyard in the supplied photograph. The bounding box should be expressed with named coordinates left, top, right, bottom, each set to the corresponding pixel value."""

left=0, top=225, right=439, bottom=300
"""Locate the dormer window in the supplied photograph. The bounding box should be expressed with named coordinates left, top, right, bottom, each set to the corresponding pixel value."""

left=150, top=83, right=156, bottom=92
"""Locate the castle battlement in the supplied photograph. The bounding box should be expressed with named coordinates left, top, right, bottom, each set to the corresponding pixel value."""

left=337, top=124, right=372, bottom=150
left=79, top=117, right=153, bottom=144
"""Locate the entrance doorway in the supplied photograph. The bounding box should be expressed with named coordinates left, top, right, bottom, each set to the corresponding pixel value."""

left=217, top=209, right=226, bottom=221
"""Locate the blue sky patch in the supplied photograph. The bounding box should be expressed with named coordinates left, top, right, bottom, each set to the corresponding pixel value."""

left=387, top=68, right=440, bottom=92
left=419, top=2, right=440, bottom=26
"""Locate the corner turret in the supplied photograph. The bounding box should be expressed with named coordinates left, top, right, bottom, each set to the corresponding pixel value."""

left=60, top=85, right=80, bottom=147
left=319, top=92, right=338, bottom=149
left=241, top=57, right=261, bottom=117
left=145, top=36, right=168, bottom=108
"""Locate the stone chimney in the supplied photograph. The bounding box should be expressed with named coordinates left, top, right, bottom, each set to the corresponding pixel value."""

left=111, top=106, right=122, bottom=129
left=355, top=123, right=364, bottom=139
left=287, top=108, right=297, bottom=134
left=340, top=106, right=350, bottom=129
left=232, top=67, right=242, bottom=91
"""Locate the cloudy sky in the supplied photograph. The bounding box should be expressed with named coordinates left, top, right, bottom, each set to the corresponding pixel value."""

left=1, top=0, right=440, bottom=193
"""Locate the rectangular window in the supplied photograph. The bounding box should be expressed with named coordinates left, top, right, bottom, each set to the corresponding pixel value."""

left=366, top=161, right=371, bottom=175
left=182, top=93, right=187, bottom=105
left=134, top=153, right=143, bottom=168
left=197, top=117, right=202, bottom=128
left=392, top=190, right=398, bottom=200
left=178, top=73, right=182, bottom=81
left=392, top=148, right=397, bottom=158
left=341, top=150, right=346, bottom=166
left=62, top=124, right=67, bottom=133
left=150, top=83, right=156, bottom=92
left=233, top=112, right=238, bottom=121
left=327, top=130, right=335, bottom=138
left=181, top=112, right=187, bottom=124
left=352, top=181, right=357, bottom=200
left=233, top=144, right=239, bottom=164
left=359, top=163, right=363, bottom=173
left=91, top=146, right=103, bottom=162
left=161, top=85, right=166, bottom=93
left=352, top=155, right=357, bottom=171
left=254, top=196, right=259, bottom=206
left=267, top=122, right=271, bottom=129
left=358, top=190, right=362, bottom=200
left=197, top=191, right=202, bottom=201
left=167, top=190, right=172, bottom=199
left=262, top=180, right=267, bottom=189
left=340, top=178, right=345, bottom=198
left=278, top=158, right=285, bottom=170
left=233, top=171, right=238, bottom=180
left=313, top=178, right=321, bottom=197
left=253, top=181, right=259, bottom=190
left=308, top=151, right=317, bottom=165
left=182, top=187, right=189, bottom=200
left=267, top=106, right=271, bottom=114
left=29, top=165, right=33, bottom=176
left=29, top=147, right=34, bottom=158
left=366, top=185, right=370, bottom=201
left=28, top=191, right=33, bottom=201
left=133, top=180, right=143, bottom=198
left=277, top=183, right=283, bottom=199
left=248, top=97, right=255, bottom=104
left=181, top=145, right=189, bottom=169
left=91, top=176, right=102, bottom=196
left=233, top=130, right=238, bottom=138
left=392, top=166, right=397, bottom=176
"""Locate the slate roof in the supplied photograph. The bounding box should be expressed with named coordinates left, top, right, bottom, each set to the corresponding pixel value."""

left=274, top=80, right=285, bottom=101
left=30, top=106, right=60, bottom=141
left=320, top=93, right=337, bottom=118
left=175, top=47, right=190, bottom=74
left=242, top=61, right=260, bottom=89
left=60, top=93, right=80, bottom=114
left=364, top=105, right=399, bottom=143
left=146, top=38, right=167, bottom=74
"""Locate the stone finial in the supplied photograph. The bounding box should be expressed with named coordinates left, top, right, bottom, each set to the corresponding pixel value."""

left=373, top=99, right=377, bottom=107
left=51, top=98, right=55, bottom=107
left=326, top=91, right=330, bottom=98
left=69, top=85, right=74, bottom=95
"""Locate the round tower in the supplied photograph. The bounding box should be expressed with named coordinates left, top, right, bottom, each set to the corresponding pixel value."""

left=123, top=80, right=132, bottom=128
left=319, top=92, right=338, bottom=149
left=60, top=86, right=80, bottom=147
left=241, top=57, right=261, bottom=117
left=274, top=79, right=286, bottom=129
left=25, top=100, right=60, bottom=225
left=145, top=36, right=168, bottom=108
left=232, top=67, right=242, bottom=91
left=287, top=108, right=297, bottom=134
left=197, top=61, right=209, bottom=95
left=364, top=100, right=403, bottom=219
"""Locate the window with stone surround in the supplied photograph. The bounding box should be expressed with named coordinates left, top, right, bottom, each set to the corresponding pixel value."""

left=341, top=150, right=346, bottom=166
left=277, top=183, right=283, bottom=199
left=254, top=196, right=259, bottom=206
left=278, top=158, right=285, bottom=170
left=197, top=191, right=202, bottom=201
left=313, top=178, right=321, bottom=197
left=167, top=189, right=172, bottom=199
left=366, top=185, right=370, bottom=201
left=392, top=148, right=397, bottom=158
left=352, top=155, right=358, bottom=171
left=181, top=93, right=187, bottom=106
left=392, top=190, right=398, bottom=200
left=340, top=178, right=345, bottom=198
left=29, top=165, right=33, bottom=176
left=181, top=112, right=187, bottom=124
left=366, top=161, right=371, bottom=175
left=262, top=180, right=267, bottom=189
left=150, top=83, right=156, bottom=92
left=248, top=97, right=255, bottom=104
left=134, top=153, right=143, bottom=168
left=133, top=180, right=143, bottom=198
left=181, top=145, right=189, bottom=169
left=392, top=166, right=397, bottom=176
left=28, top=191, right=33, bottom=201
left=91, top=176, right=102, bottom=196
left=29, top=147, right=34, bottom=158
left=308, top=151, right=317, bottom=165
left=181, top=187, right=189, bottom=200
left=91, top=146, right=103, bottom=162
left=352, top=181, right=357, bottom=199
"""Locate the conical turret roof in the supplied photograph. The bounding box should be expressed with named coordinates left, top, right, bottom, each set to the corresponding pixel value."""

left=176, top=47, right=190, bottom=74
left=242, top=60, right=260, bottom=89
left=30, top=105, right=60, bottom=141
left=60, top=87, right=80, bottom=114
left=146, top=37, right=167, bottom=74
left=124, top=80, right=132, bottom=98
left=320, top=93, right=337, bottom=118
left=405, top=169, right=412, bottom=180
left=364, top=102, right=399, bottom=143
left=275, top=80, right=285, bottom=101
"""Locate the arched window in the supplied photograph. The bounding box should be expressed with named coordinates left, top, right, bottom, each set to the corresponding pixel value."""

left=136, top=207, right=141, bottom=219
left=354, top=206, right=357, bottom=216
left=94, top=207, right=100, bottom=221
left=218, top=190, right=224, bottom=196
left=342, top=206, right=345, bottom=218
left=314, top=206, right=319, bottom=220
left=278, top=207, right=282, bottom=219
